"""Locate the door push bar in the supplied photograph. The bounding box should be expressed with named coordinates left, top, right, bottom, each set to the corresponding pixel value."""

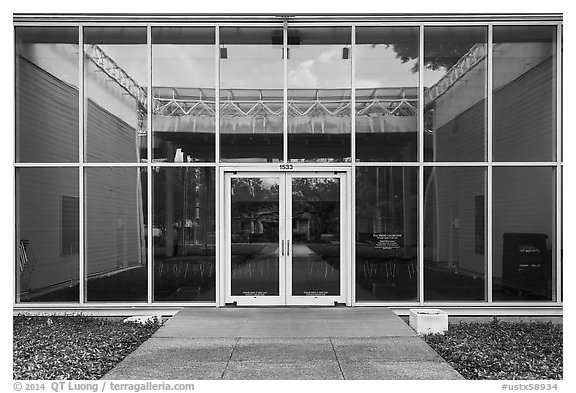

left=281, top=240, right=291, bottom=256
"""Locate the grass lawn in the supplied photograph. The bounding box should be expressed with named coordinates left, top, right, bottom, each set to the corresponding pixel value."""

left=14, top=316, right=161, bottom=380
left=423, top=319, right=562, bottom=380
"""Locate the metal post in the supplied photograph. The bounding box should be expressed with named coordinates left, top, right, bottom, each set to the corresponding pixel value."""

left=79, top=25, right=85, bottom=304
left=487, top=24, right=493, bottom=304
left=418, top=24, right=425, bottom=305
left=147, top=25, right=153, bottom=304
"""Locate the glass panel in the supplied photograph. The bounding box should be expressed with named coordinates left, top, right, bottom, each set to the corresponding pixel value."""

left=424, top=26, right=487, bottom=162
left=493, top=167, right=556, bottom=301
left=85, top=167, right=148, bottom=301
left=288, top=27, right=352, bottom=162
left=220, top=27, right=283, bottom=162
left=230, top=177, right=280, bottom=296
left=424, top=167, right=487, bottom=301
left=493, top=26, right=557, bottom=162
left=16, top=168, right=79, bottom=302
left=16, top=27, right=79, bottom=163
left=355, top=27, right=419, bottom=162
left=153, top=167, right=216, bottom=301
left=84, top=27, right=147, bottom=163
left=356, top=167, right=418, bottom=301
left=152, top=27, right=215, bottom=163
left=291, top=177, right=341, bottom=296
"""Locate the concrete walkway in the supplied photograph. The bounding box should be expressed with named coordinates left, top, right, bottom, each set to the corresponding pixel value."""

left=103, top=308, right=463, bottom=380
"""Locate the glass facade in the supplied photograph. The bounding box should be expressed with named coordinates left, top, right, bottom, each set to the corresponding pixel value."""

left=152, top=27, right=216, bottom=163
left=355, top=27, right=419, bottom=162
left=220, top=27, right=284, bottom=162
left=16, top=27, right=79, bottom=163
left=356, top=167, right=418, bottom=301
left=492, top=167, right=556, bottom=301
left=84, top=27, right=148, bottom=163
left=153, top=167, right=216, bottom=301
left=288, top=27, right=352, bottom=162
left=16, top=168, right=79, bottom=302
left=85, top=167, right=148, bottom=301
left=424, top=167, right=487, bottom=301
left=424, top=26, right=488, bottom=162
left=14, top=17, right=562, bottom=309
left=230, top=176, right=281, bottom=296
left=493, top=26, right=557, bottom=162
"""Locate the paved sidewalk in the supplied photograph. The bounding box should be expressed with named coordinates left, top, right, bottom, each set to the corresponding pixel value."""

left=103, top=308, right=463, bottom=380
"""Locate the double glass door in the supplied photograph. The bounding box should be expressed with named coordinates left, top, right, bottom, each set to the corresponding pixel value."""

left=224, top=171, right=346, bottom=305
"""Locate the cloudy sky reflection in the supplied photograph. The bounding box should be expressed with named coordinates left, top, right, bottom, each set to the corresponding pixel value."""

left=98, top=39, right=446, bottom=92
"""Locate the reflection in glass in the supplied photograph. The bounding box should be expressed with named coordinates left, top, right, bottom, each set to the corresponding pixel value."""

left=84, top=27, right=147, bottom=163
left=355, top=167, right=418, bottom=301
left=85, top=167, right=147, bottom=301
left=493, top=167, right=555, bottom=301
left=152, top=27, right=215, bottom=162
left=424, top=26, right=487, bottom=162
left=153, top=167, right=216, bottom=301
left=230, top=177, right=280, bottom=296
left=16, top=168, right=79, bottom=302
left=355, top=27, right=419, bottom=162
left=16, top=27, right=79, bottom=163
left=493, top=26, right=557, bottom=162
left=424, top=167, right=487, bottom=301
left=291, top=177, right=341, bottom=296
left=220, top=27, right=283, bottom=162
left=288, top=27, right=351, bottom=162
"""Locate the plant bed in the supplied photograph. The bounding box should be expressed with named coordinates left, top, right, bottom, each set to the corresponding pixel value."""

left=423, top=318, right=562, bottom=380
left=14, top=315, right=161, bottom=380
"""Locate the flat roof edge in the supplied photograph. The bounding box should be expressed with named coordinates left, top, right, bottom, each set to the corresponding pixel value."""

left=13, top=13, right=563, bottom=24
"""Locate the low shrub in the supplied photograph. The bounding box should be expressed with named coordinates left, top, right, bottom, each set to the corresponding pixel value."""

left=14, top=315, right=161, bottom=380
left=423, top=318, right=562, bottom=380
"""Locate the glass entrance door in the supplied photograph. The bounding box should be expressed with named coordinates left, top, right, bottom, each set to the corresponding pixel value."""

left=224, top=172, right=346, bottom=305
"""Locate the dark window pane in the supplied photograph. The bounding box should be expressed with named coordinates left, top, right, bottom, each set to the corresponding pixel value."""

left=292, top=177, right=341, bottom=296
left=153, top=167, right=216, bottom=301
left=355, top=167, right=418, bottom=301
left=84, top=27, right=147, bottom=163
left=424, top=167, right=487, bottom=301
left=493, top=26, right=557, bottom=162
left=85, top=167, right=148, bottom=301
left=152, top=27, right=215, bottom=162
left=493, top=167, right=556, bottom=301
left=220, top=27, right=283, bottom=162
left=16, top=27, right=79, bottom=163
left=355, top=27, right=419, bottom=162
left=61, top=196, right=80, bottom=255
left=288, top=27, right=351, bottom=162
left=424, top=26, right=487, bottom=162
left=16, top=168, right=79, bottom=302
left=230, top=176, right=280, bottom=296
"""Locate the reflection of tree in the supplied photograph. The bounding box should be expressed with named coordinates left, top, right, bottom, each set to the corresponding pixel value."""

left=292, top=178, right=340, bottom=242
left=153, top=167, right=215, bottom=254
left=355, top=167, right=417, bottom=240
left=390, top=41, right=479, bottom=73
left=231, top=178, right=280, bottom=243
left=292, top=178, right=339, bottom=201
left=232, top=178, right=279, bottom=223
left=232, top=178, right=279, bottom=201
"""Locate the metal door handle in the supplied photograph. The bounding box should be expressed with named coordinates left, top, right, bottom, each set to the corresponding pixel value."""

left=281, top=240, right=284, bottom=256
left=287, top=240, right=290, bottom=256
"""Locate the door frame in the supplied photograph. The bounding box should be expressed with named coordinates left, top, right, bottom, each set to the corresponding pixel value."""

left=218, top=165, right=352, bottom=306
